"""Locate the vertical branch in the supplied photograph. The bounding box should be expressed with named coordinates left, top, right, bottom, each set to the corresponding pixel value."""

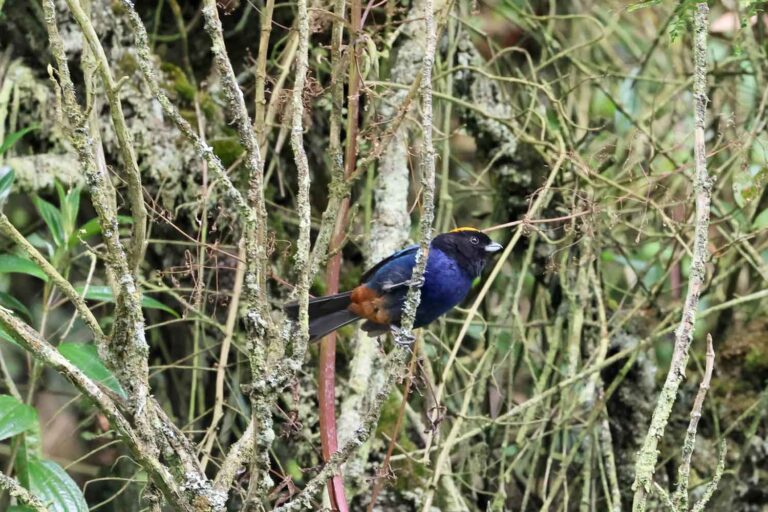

left=200, top=1, right=282, bottom=508
left=42, top=0, right=153, bottom=448
left=673, top=335, right=715, bottom=510
left=64, top=0, right=147, bottom=273
left=396, top=0, right=437, bottom=340
left=316, top=0, right=352, bottom=506
left=631, top=4, right=712, bottom=510
left=200, top=0, right=271, bottom=334
left=285, top=0, right=312, bottom=383
left=254, top=0, right=276, bottom=151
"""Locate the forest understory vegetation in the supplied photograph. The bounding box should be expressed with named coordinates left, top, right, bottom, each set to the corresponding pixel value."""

left=0, top=0, right=768, bottom=511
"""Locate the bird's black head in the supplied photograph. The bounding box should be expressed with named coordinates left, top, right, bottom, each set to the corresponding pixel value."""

left=432, top=228, right=504, bottom=278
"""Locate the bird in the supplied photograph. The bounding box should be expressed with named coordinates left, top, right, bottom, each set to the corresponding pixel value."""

left=284, top=227, right=503, bottom=342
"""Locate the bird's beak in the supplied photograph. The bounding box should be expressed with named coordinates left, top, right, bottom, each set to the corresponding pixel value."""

left=485, top=242, right=504, bottom=253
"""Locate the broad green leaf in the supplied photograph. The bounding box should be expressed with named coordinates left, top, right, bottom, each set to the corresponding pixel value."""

left=0, top=395, right=38, bottom=441
left=753, top=208, right=768, bottom=231
left=0, top=167, right=14, bottom=207
left=76, top=285, right=179, bottom=317
left=0, top=254, right=48, bottom=281
left=33, top=196, right=65, bottom=247
left=26, top=458, right=88, bottom=512
left=69, top=215, right=133, bottom=249
left=0, top=292, right=32, bottom=322
left=59, top=343, right=126, bottom=398
left=734, top=165, right=768, bottom=208
left=0, top=126, right=37, bottom=156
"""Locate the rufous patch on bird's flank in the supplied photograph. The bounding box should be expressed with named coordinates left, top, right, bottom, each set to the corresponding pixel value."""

left=349, top=285, right=391, bottom=324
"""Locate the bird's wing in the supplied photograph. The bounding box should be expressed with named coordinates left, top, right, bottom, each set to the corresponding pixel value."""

left=359, top=244, right=419, bottom=284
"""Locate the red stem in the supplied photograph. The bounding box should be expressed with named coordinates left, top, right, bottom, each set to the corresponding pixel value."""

left=317, top=0, right=362, bottom=506
left=319, top=207, right=351, bottom=511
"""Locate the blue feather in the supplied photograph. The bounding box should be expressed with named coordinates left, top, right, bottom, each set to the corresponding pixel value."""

left=363, top=246, right=474, bottom=328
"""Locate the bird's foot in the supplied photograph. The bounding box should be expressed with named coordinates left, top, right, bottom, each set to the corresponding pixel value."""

left=390, top=326, right=416, bottom=347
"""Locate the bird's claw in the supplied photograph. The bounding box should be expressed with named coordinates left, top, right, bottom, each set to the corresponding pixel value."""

left=409, top=276, right=426, bottom=288
left=382, top=276, right=425, bottom=292
left=390, top=326, right=416, bottom=347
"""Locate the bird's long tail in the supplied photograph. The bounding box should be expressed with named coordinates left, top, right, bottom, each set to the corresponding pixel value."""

left=284, top=292, right=360, bottom=342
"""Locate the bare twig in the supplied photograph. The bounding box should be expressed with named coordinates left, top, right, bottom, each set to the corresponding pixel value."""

left=632, top=4, right=712, bottom=510
left=673, top=334, right=716, bottom=510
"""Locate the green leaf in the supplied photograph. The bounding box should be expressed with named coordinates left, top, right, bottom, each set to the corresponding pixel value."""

left=0, top=395, right=38, bottom=442
left=753, top=208, right=768, bottom=230
left=77, top=285, right=179, bottom=317
left=0, top=167, right=14, bottom=207
left=56, top=182, right=81, bottom=237
left=33, top=196, right=66, bottom=247
left=0, top=126, right=37, bottom=156
left=69, top=215, right=133, bottom=249
left=0, top=292, right=32, bottom=322
left=0, top=324, right=20, bottom=347
left=734, top=165, right=768, bottom=208
left=26, top=233, right=55, bottom=259
left=0, top=254, right=48, bottom=281
left=26, top=458, right=88, bottom=512
left=59, top=343, right=126, bottom=398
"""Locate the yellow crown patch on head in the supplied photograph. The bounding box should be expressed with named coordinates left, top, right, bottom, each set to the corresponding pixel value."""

left=449, top=227, right=481, bottom=233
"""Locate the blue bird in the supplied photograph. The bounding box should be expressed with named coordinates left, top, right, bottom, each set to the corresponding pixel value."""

left=285, top=228, right=503, bottom=341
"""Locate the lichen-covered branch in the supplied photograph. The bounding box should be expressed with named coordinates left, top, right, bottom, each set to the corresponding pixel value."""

left=63, top=0, right=147, bottom=273
left=200, top=0, right=272, bottom=330
left=42, top=0, right=153, bottom=451
left=631, top=4, right=712, bottom=510
left=0, top=472, right=49, bottom=512
left=119, top=1, right=258, bottom=233
left=0, top=307, right=197, bottom=511
left=0, top=213, right=106, bottom=348
left=673, top=335, right=715, bottom=510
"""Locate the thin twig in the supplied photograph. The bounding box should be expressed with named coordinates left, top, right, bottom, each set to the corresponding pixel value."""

left=673, top=334, right=716, bottom=510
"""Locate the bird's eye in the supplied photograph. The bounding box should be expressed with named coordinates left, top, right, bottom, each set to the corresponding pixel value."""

left=470, top=236, right=479, bottom=245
